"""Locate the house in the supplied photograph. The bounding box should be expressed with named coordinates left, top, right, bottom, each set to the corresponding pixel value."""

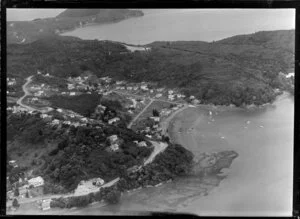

left=108, top=135, right=118, bottom=144
left=108, top=117, right=120, bottom=124
left=155, top=93, right=162, bottom=98
left=190, top=95, right=195, bottom=100
left=9, top=160, right=18, bottom=168
left=116, top=81, right=124, bottom=85
left=67, top=84, right=75, bottom=90
left=138, top=141, right=147, bottom=147
left=41, top=199, right=51, bottom=211
left=168, top=95, right=174, bottom=100
left=150, top=89, right=154, bottom=93
left=168, top=90, right=174, bottom=95
left=133, top=86, right=139, bottom=91
left=56, top=108, right=63, bottom=113
left=157, top=88, right=164, bottom=92
left=93, top=178, right=105, bottom=186
left=141, top=85, right=148, bottom=91
left=120, top=87, right=125, bottom=90
left=81, top=118, right=88, bottom=122
left=127, top=87, right=133, bottom=90
left=34, top=90, right=44, bottom=97
left=51, top=119, right=60, bottom=125
left=145, top=134, right=152, bottom=139
left=110, top=144, right=119, bottom=151
left=45, top=73, right=50, bottom=77
left=150, top=117, right=160, bottom=122
left=63, top=121, right=71, bottom=125
left=70, top=92, right=76, bottom=96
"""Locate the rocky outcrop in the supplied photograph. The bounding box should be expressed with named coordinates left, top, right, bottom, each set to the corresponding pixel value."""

left=190, top=150, right=238, bottom=176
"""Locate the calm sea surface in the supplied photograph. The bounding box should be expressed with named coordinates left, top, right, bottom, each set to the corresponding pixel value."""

left=61, top=9, right=295, bottom=44
left=59, top=10, right=293, bottom=216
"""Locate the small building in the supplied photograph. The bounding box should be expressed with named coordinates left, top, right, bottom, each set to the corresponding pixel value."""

left=168, top=95, right=174, bottom=100
left=138, top=141, right=147, bottom=147
left=67, top=84, right=75, bottom=90
left=56, top=108, right=63, bottom=113
left=108, top=117, right=120, bottom=125
left=93, top=178, right=105, bottom=186
left=150, top=116, right=160, bottom=122
left=168, top=90, right=174, bottom=95
left=157, top=88, right=164, bottom=92
left=133, top=86, right=139, bottom=91
left=190, top=95, right=195, bottom=100
left=45, top=73, right=50, bottom=77
left=9, top=160, right=18, bottom=168
left=108, top=135, right=118, bottom=144
left=28, top=176, right=44, bottom=197
left=63, top=121, right=71, bottom=125
left=41, top=199, right=51, bottom=211
left=141, top=85, right=148, bottom=91
left=110, top=144, right=119, bottom=152
left=127, top=87, right=133, bottom=91
left=51, top=119, right=60, bottom=125
left=155, top=93, right=162, bottom=98
left=145, top=134, right=152, bottom=139
left=70, top=92, right=76, bottom=96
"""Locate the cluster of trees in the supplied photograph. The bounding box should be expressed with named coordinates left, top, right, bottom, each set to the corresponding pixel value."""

left=50, top=185, right=121, bottom=209
left=40, top=123, right=153, bottom=193
left=7, top=111, right=55, bottom=144
left=116, top=143, right=194, bottom=192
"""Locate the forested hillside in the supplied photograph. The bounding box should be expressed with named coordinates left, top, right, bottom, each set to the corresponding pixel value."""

left=7, top=30, right=294, bottom=106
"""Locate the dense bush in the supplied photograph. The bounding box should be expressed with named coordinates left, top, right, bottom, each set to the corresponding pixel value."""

left=47, top=93, right=102, bottom=117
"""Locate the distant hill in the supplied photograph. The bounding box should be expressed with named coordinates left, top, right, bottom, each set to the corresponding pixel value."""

left=7, top=30, right=294, bottom=106
left=6, top=9, right=144, bottom=44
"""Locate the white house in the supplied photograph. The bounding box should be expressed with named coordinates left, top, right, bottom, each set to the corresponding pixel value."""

left=108, top=135, right=118, bottom=144
left=190, top=95, right=195, bottom=100
left=45, top=73, right=50, bottom=77
left=110, top=144, right=119, bottom=151
left=145, top=134, right=152, bottom=139
left=168, top=95, right=174, bottom=100
left=155, top=93, right=162, bottom=98
left=56, top=108, right=63, bottom=113
left=63, top=121, right=71, bottom=125
left=28, top=176, right=44, bottom=188
left=157, top=88, right=164, bottom=92
left=51, top=119, right=60, bottom=125
left=108, top=117, right=120, bottom=124
left=70, top=92, right=76, bottom=96
left=127, top=87, right=133, bottom=90
left=168, top=90, right=174, bottom=95
left=67, top=84, right=75, bottom=90
left=81, top=118, right=88, bottom=122
left=150, top=116, right=160, bottom=122
left=150, top=89, right=154, bottom=93
left=40, top=114, right=48, bottom=119
left=93, top=178, right=105, bottom=186
left=138, top=141, right=147, bottom=147
left=133, top=86, right=139, bottom=91
left=141, top=85, right=148, bottom=91
left=41, top=199, right=51, bottom=211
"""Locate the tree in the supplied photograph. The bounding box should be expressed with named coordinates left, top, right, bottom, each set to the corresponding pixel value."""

left=152, top=109, right=160, bottom=117
left=14, top=187, right=19, bottom=197
left=12, top=198, right=20, bottom=208
left=25, top=190, right=29, bottom=198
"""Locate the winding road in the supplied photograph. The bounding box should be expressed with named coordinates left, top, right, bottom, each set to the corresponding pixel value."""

left=16, top=75, right=36, bottom=111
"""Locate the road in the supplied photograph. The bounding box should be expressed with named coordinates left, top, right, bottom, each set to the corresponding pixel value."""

left=127, top=99, right=154, bottom=128
left=16, top=75, right=36, bottom=111
left=143, top=141, right=168, bottom=166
